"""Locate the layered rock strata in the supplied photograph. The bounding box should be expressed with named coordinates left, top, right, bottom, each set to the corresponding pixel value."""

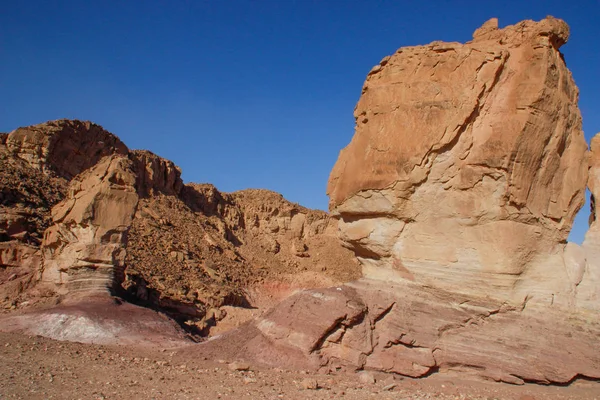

left=41, top=155, right=139, bottom=295
left=205, top=278, right=600, bottom=384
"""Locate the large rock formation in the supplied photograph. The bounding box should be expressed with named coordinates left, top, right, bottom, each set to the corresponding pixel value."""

left=124, top=184, right=358, bottom=330
left=0, top=119, right=358, bottom=340
left=200, top=17, right=600, bottom=384
left=2, top=16, right=597, bottom=383
left=327, top=17, right=589, bottom=306
left=41, top=155, right=139, bottom=295
left=5, top=119, right=128, bottom=180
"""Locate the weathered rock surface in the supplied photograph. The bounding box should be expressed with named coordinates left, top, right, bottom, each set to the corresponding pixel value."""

left=0, top=134, right=67, bottom=309
left=130, top=150, right=184, bottom=197
left=202, top=17, right=600, bottom=385
left=5, top=119, right=128, bottom=180
left=0, top=142, right=66, bottom=243
left=3, top=16, right=597, bottom=385
left=0, top=119, right=358, bottom=338
left=41, top=154, right=139, bottom=295
left=204, top=278, right=600, bottom=384
left=0, top=296, right=190, bottom=346
left=124, top=185, right=358, bottom=331
left=327, top=17, right=590, bottom=307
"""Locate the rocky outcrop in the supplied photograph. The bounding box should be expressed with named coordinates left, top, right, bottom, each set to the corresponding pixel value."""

left=41, top=155, right=139, bottom=295
left=0, top=132, right=67, bottom=309
left=0, top=119, right=359, bottom=338
left=205, top=278, right=600, bottom=384
left=327, top=17, right=589, bottom=307
left=130, top=150, right=184, bottom=197
left=124, top=185, right=358, bottom=331
left=5, top=119, right=128, bottom=179
left=202, top=17, right=600, bottom=384
left=0, top=143, right=66, bottom=244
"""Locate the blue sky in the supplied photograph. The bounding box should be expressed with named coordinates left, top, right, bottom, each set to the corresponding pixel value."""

left=1, top=0, right=598, bottom=243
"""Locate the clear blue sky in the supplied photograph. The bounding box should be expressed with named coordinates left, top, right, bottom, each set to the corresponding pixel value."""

left=1, top=1, right=598, bottom=243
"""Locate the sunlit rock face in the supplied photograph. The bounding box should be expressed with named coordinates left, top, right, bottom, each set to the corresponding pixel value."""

left=140, top=18, right=600, bottom=383
left=41, top=155, right=139, bottom=295
left=312, top=16, right=600, bottom=381
left=327, top=17, right=590, bottom=307
left=5, top=119, right=128, bottom=180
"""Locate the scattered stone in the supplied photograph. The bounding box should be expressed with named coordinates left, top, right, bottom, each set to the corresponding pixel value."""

left=382, top=383, right=396, bottom=391
left=228, top=361, right=250, bottom=371
left=300, top=378, right=319, bottom=390
left=357, top=371, right=376, bottom=385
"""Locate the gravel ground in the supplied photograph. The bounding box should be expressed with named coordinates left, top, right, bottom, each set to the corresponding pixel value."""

left=0, top=332, right=598, bottom=400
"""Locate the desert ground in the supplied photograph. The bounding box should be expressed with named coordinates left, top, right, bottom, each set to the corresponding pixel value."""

left=1, top=331, right=599, bottom=400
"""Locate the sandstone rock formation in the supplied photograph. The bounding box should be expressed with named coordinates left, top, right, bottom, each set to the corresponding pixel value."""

left=207, top=278, right=599, bottom=384
left=1, top=16, right=597, bottom=385
left=124, top=184, right=358, bottom=330
left=327, top=16, right=589, bottom=307
left=41, top=155, right=139, bottom=295
left=201, top=17, right=600, bottom=384
left=130, top=150, right=184, bottom=197
left=0, top=133, right=68, bottom=310
left=5, top=119, right=127, bottom=180
left=0, top=119, right=358, bottom=339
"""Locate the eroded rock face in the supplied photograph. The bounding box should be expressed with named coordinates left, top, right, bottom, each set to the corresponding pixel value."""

left=5, top=119, right=128, bottom=180
left=206, top=278, right=600, bottom=384
left=587, top=134, right=600, bottom=226
left=0, top=118, right=359, bottom=338
left=327, top=17, right=589, bottom=306
left=1, top=132, right=68, bottom=309
left=202, top=17, right=600, bottom=384
left=130, top=150, right=184, bottom=197
left=124, top=184, right=358, bottom=331
left=41, top=155, right=139, bottom=295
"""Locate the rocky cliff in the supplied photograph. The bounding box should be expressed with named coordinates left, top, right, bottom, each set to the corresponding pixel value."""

left=0, top=119, right=358, bottom=339
left=203, top=17, right=600, bottom=384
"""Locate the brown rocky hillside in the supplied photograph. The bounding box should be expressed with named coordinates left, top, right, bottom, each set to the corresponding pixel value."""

left=0, top=119, right=359, bottom=336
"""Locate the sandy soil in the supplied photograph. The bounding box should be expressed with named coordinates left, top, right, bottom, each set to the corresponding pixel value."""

left=0, top=332, right=598, bottom=400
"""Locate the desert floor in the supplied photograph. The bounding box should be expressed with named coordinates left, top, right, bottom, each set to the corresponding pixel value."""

left=0, top=332, right=598, bottom=400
